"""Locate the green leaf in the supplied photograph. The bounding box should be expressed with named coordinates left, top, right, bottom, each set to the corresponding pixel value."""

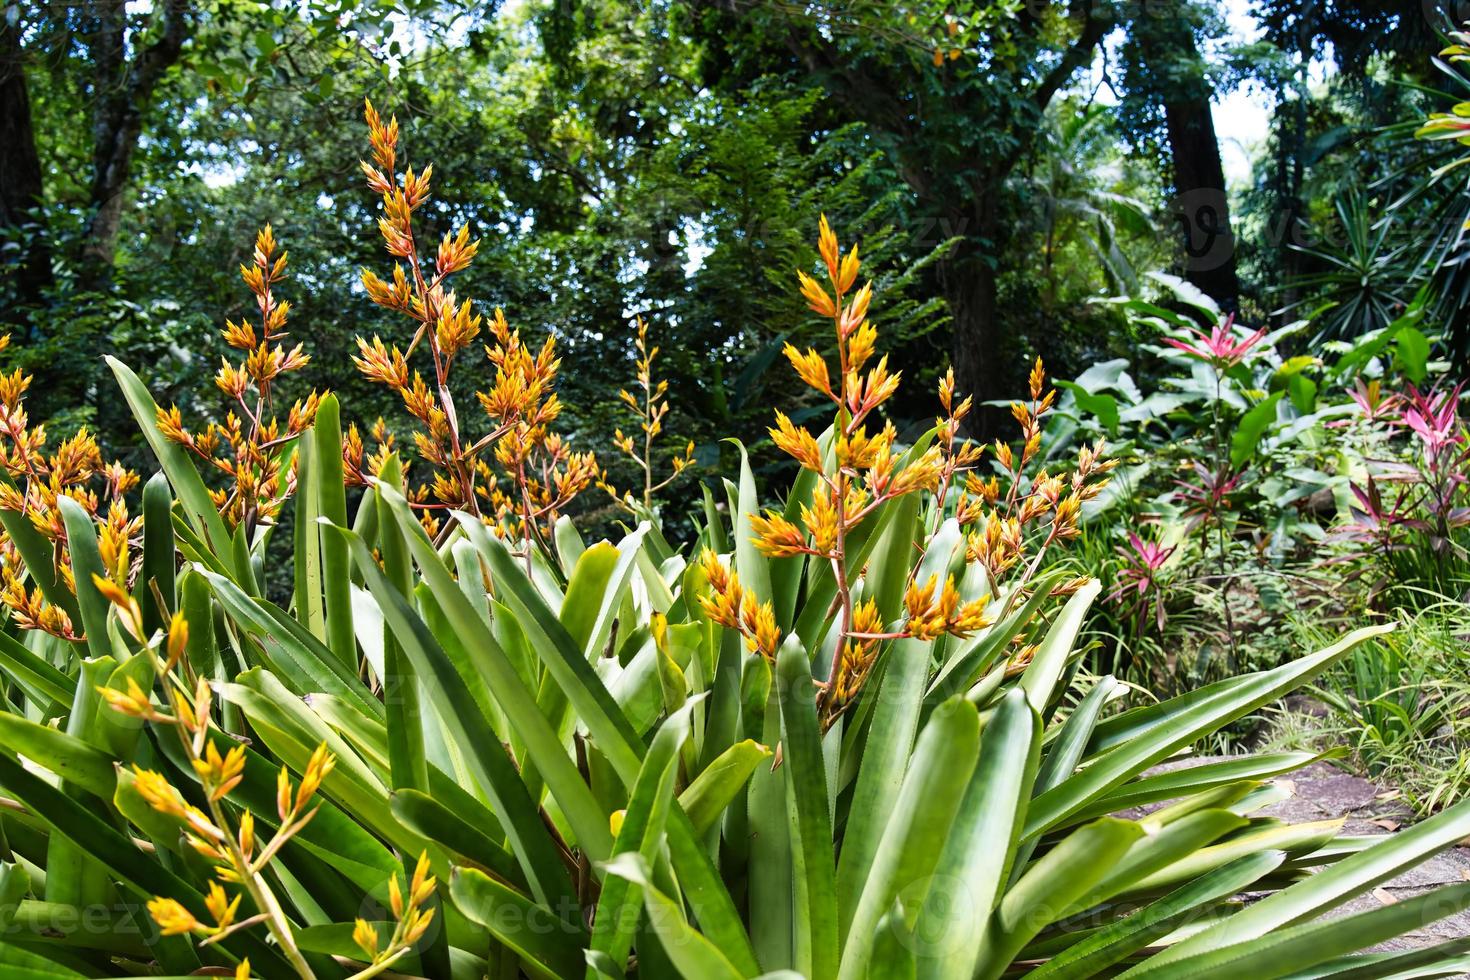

left=591, top=700, right=696, bottom=970
left=140, top=472, right=176, bottom=635
left=197, top=567, right=380, bottom=719
left=1056, top=380, right=1120, bottom=434
left=678, top=738, right=771, bottom=834
left=975, top=818, right=1144, bottom=980
left=1120, top=882, right=1470, bottom=979
left=1394, top=326, right=1429, bottom=384
left=106, top=357, right=235, bottom=573
left=914, top=688, right=1039, bottom=980
left=1231, top=391, right=1284, bottom=467
left=1019, top=580, right=1101, bottom=714
left=603, top=854, right=746, bottom=980
left=0, top=628, right=74, bottom=709
left=1028, top=624, right=1393, bottom=837
left=334, top=524, right=578, bottom=908
left=840, top=521, right=965, bottom=921
left=291, top=427, right=325, bottom=641
left=57, top=497, right=113, bottom=662
left=1025, top=851, right=1288, bottom=980
left=778, top=640, right=839, bottom=980
left=1146, top=794, right=1470, bottom=969
left=451, top=867, right=589, bottom=980
left=390, top=788, right=524, bottom=890
left=0, top=711, right=115, bottom=799
left=839, top=696, right=980, bottom=980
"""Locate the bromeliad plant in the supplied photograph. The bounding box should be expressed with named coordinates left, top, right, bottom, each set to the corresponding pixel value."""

left=0, top=114, right=1468, bottom=978
left=156, top=224, right=319, bottom=535
left=600, top=316, right=697, bottom=513
left=353, top=99, right=597, bottom=550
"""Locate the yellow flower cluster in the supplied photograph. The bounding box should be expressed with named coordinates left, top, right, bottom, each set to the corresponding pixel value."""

left=955, top=358, right=1115, bottom=593
left=354, top=99, right=595, bottom=552
left=696, top=549, right=780, bottom=660
left=89, top=586, right=381, bottom=978
left=704, top=218, right=1112, bottom=726
left=0, top=334, right=140, bottom=639
left=156, top=225, right=320, bottom=531
left=601, top=316, right=696, bottom=510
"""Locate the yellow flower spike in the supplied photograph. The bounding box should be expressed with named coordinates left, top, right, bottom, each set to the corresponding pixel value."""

left=132, top=766, right=187, bottom=818
left=610, top=809, right=626, bottom=837
left=166, top=611, right=189, bottom=670
left=90, top=573, right=143, bottom=641
left=749, top=510, right=809, bottom=559
left=389, top=874, right=404, bottom=920
left=799, top=490, right=840, bottom=556
left=796, top=269, right=838, bottom=318
left=205, top=880, right=241, bottom=930
left=817, top=213, right=839, bottom=282
left=186, top=833, right=225, bottom=862
left=98, top=677, right=166, bottom=722
left=192, top=676, right=212, bottom=736
left=235, top=958, right=251, bottom=980
left=739, top=594, right=781, bottom=661
left=837, top=245, right=861, bottom=293
left=237, top=809, right=255, bottom=861
left=769, top=412, right=823, bottom=472
left=782, top=343, right=832, bottom=397
left=294, top=742, right=336, bottom=813
left=174, top=688, right=198, bottom=732
left=405, top=907, right=435, bottom=944
left=352, top=918, right=381, bottom=961
left=275, top=765, right=292, bottom=821
left=147, top=896, right=200, bottom=937
left=410, top=851, right=436, bottom=906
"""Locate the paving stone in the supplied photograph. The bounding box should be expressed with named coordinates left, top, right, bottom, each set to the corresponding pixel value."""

left=1135, top=757, right=1470, bottom=949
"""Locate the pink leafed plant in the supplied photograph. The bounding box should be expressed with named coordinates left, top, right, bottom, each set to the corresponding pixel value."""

left=1108, top=531, right=1176, bottom=633
left=1161, top=313, right=1268, bottom=370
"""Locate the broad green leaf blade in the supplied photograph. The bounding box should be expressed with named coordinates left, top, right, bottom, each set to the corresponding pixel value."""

left=975, top=818, right=1144, bottom=979
left=1121, top=883, right=1470, bottom=980
left=57, top=497, right=112, bottom=662
left=313, top=394, right=356, bottom=666
left=778, top=640, right=839, bottom=980
left=1019, top=579, right=1101, bottom=714
left=839, top=520, right=964, bottom=925
left=140, top=471, right=176, bottom=635
left=1147, top=794, right=1470, bottom=969
left=914, top=687, right=1039, bottom=980
left=292, top=427, right=326, bottom=641
left=198, top=567, right=381, bottom=719
left=335, top=525, right=578, bottom=908
left=591, top=700, right=696, bottom=970
left=1028, top=624, right=1394, bottom=837
left=839, top=696, right=980, bottom=980
left=678, top=739, right=771, bottom=835
left=451, top=867, right=589, bottom=980
left=390, top=788, right=524, bottom=890
left=603, top=853, right=746, bottom=980
left=1026, top=851, right=1288, bottom=980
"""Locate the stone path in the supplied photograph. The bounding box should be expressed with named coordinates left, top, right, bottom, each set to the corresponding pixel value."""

left=1255, top=761, right=1470, bottom=950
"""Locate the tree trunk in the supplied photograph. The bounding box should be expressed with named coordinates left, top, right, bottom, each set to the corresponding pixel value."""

left=80, top=0, right=190, bottom=279
left=0, top=21, right=51, bottom=309
left=941, top=222, right=1009, bottom=437
left=1145, top=19, right=1239, bottom=311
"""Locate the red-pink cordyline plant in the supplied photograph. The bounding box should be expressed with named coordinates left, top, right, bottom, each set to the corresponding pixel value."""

left=1107, top=531, right=1176, bottom=633
left=1334, top=382, right=1470, bottom=593
left=1161, top=312, right=1267, bottom=371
